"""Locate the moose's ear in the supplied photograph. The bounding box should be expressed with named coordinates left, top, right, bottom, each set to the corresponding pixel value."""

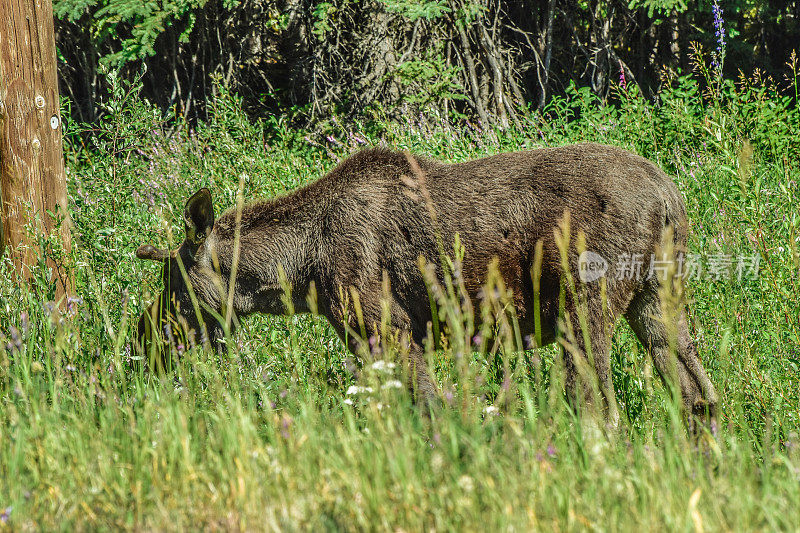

left=184, top=188, right=215, bottom=246
left=136, top=244, right=170, bottom=262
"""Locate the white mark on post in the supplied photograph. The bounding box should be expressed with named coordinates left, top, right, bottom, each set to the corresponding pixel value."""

left=32, top=137, right=41, bottom=151
left=35, top=95, right=46, bottom=108
left=50, top=115, right=60, bottom=130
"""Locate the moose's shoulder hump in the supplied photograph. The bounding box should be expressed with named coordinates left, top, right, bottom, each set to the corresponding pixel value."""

left=327, top=147, right=422, bottom=177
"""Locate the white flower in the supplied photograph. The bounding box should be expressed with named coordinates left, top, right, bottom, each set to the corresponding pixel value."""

left=346, top=385, right=374, bottom=395
left=371, top=360, right=397, bottom=372
left=482, top=405, right=499, bottom=416
left=343, top=398, right=354, bottom=405
left=382, top=380, right=404, bottom=390
left=458, top=475, right=475, bottom=492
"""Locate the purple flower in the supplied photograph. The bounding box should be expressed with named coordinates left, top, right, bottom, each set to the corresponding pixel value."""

left=546, top=442, right=557, bottom=457
left=710, top=1, right=726, bottom=73
left=618, top=60, right=626, bottom=89
left=280, top=415, right=293, bottom=439
left=9, top=326, right=22, bottom=349
left=0, top=506, right=10, bottom=523
left=66, top=296, right=83, bottom=314
left=349, top=133, right=367, bottom=145
left=444, top=390, right=454, bottom=404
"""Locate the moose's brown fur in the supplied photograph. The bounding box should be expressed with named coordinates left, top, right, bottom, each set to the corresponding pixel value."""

left=136, top=142, right=718, bottom=427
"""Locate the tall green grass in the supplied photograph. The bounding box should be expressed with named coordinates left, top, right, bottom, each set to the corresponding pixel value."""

left=1, top=63, right=799, bottom=529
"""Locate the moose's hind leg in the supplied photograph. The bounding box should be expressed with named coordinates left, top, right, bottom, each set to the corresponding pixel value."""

left=559, top=297, right=621, bottom=428
left=624, top=288, right=719, bottom=433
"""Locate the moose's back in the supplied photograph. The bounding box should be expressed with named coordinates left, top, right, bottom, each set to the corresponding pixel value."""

left=312, top=142, right=688, bottom=344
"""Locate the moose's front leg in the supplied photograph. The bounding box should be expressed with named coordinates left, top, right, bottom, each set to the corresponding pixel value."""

left=326, top=290, right=439, bottom=411
left=398, top=330, right=439, bottom=411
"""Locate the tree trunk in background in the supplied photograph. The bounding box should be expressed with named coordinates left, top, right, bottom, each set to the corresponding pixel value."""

left=0, top=0, right=72, bottom=301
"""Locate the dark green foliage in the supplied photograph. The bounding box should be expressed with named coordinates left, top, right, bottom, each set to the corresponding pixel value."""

left=53, top=0, right=800, bottom=126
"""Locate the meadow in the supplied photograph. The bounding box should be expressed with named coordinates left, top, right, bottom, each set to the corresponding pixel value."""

left=1, top=63, right=799, bottom=530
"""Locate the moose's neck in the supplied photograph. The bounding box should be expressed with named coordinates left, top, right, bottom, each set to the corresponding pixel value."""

left=206, top=192, right=324, bottom=316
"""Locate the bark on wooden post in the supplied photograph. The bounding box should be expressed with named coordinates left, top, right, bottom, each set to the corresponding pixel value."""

left=0, top=0, right=72, bottom=300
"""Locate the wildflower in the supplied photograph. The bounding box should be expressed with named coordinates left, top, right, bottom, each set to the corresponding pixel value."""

left=710, top=0, right=726, bottom=73
left=482, top=405, right=499, bottom=416
left=0, top=506, right=10, bottom=523
left=457, top=475, right=475, bottom=492
left=618, top=60, right=626, bottom=89
left=350, top=133, right=367, bottom=145
left=382, top=380, right=403, bottom=390
left=66, top=296, right=83, bottom=314
left=65, top=364, right=76, bottom=372
left=280, top=415, right=292, bottom=439
left=346, top=385, right=374, bottom=395
left=371, top=360, right=396, bottom=373
left=9, top=326, right=22, bottom=350
left=343, top=398, right=354, bottom=405
left=546, top=442, right=557, bottom=458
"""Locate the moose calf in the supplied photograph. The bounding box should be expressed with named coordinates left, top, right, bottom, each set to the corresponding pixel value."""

left=136, top=143, right=718, bottom=428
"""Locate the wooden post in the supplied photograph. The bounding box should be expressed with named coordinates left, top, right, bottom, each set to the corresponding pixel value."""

left=0, top=0, right=72, bottom=300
